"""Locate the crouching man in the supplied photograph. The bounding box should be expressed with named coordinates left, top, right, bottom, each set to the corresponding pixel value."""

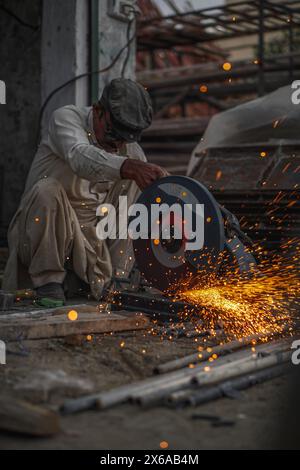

left=3, top=78, right=168, bottom=303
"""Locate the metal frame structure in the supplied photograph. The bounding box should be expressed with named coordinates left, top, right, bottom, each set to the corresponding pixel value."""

left=138, top=1, right=300, bottom=47
left=137, top=0, right=300, bottom=96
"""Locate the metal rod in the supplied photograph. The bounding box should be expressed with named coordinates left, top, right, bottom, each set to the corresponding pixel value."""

left=60, top=339, right=293, bottom=413
left=131, top=340, right=291, bottom=406
left=60, top=394, right=101, bottom=415
left=193, top=349, right=291, bottom=386
left=62, top=342, right=248, bottom=413
left=167, top=363, right=291, bottom=407
left=154, top=332, right=273, bottom=374
left=142, top=61, right=300, bottom=91
left=62, top=360, right=206, bottom=413
left=136, top=344, right=291, bottom=407
left=138, top=0, right=299, bottom=25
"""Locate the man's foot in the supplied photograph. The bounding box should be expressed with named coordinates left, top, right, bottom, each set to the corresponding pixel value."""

left=64, top=270, right=91, bottom=300
left=35, top=282, right=66, bottom=305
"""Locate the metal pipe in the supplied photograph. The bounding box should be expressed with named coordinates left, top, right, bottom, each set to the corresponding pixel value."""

left=167, top=363, right=291, bottom=407
left=60, top=394, right=100, bottom=415
left=154, top=332, right=273, bottom=374
left=63, top=344, right=246, bottom=413
left=131, top=340, right=291, bottom=406
left=60, top=338, right=293, bottom=413
left=192, top=349, right=291, bottom=386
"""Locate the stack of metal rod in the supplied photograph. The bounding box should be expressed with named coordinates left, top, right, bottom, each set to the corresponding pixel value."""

left=61, top=332, right=296, bottom=415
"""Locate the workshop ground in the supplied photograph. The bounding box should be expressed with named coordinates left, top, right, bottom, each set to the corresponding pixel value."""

left=0, top=328, right=294, bottom=450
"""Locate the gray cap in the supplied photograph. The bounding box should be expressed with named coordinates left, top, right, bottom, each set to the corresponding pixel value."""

left=99, top=78, right=153, bottom=142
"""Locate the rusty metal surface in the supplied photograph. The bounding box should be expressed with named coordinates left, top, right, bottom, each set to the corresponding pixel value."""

left=190, top=145, right=300, bottom=251
left=192, top=146, right=300, bottom=191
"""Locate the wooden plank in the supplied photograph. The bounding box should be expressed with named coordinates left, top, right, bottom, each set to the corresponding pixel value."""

left=0, top=303, right=99, bottom=320
left=0, top=394, right=60, bottom=436
left=0, top=310, right=150, bottom=342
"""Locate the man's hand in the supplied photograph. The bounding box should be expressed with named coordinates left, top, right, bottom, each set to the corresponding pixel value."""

left=120, top=159, right=169, bottom=190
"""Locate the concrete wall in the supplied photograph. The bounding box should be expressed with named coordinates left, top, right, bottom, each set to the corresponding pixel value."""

left=41, top=0, right=89, bottom=133
left=0, top=0, right=137, bottom=246
left=97, top=0, right=136, bottom=93
left=41, top=0, right=137, bottom=129
left=0, top=0, right=42, bottom=244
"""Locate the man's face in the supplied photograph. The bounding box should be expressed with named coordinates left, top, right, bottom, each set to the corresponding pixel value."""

left=93, top=105, right=127, bottom=152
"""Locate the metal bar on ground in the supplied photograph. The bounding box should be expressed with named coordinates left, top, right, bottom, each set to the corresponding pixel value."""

left=154, top=332, right=270, bottom=374
left=167, top=363, right=292, bottom=407
left=60, top=339, right=293, bottom=413
left=131, top=341, right=292, bottom=406
left=193, top=350, right=291, bottom=386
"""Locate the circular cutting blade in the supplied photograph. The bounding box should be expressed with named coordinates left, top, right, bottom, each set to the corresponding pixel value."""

left=132, top=176, right=225, bottom=292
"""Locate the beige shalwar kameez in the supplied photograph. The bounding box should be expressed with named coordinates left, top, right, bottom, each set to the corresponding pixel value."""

left=3, top=105, right=146, bottom=299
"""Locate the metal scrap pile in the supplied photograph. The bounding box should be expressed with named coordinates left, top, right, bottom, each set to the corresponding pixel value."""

left=61, top=329, right=297, bottom=414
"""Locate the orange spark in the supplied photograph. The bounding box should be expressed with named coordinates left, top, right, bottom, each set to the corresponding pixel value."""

left=222, top=62, right=232, bottom=71
left=68, top=310, right=78, bottom=321
left=216, top=170, right=222, bottom=181
left=177, top=249, right=299, bottom=339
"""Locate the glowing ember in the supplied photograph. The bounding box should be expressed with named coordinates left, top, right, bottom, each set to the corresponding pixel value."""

left=222, top=62, right=232, bottom=71
left=215, top=170, right=222, bottom=181
left=68, top=310, right=78, bottom=321
left=160, top=441, right=169, bottom=449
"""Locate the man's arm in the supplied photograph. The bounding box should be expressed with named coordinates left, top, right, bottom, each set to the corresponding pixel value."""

left=121, top=159, right=169, bottom=190
left=48, top=106, right=128, bottom=182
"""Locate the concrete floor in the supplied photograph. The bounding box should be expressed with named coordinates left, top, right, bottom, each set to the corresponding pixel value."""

left=0, top=323, right=299, bottom=450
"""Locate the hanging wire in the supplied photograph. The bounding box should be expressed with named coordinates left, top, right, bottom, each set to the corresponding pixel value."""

left=121, top=18, right=135, bottom=78
left=121, top=6, right=141, bottom=78
left=0, top=4, right=40, bottom=30
left=37, top=27, right=136, bottom=143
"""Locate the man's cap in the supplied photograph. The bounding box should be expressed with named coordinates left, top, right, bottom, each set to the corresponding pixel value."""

left=99, top=78, right=153, bottom=142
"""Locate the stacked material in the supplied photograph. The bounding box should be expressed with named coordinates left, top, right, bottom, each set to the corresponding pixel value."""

left=61, top=334, right=295, bottom=414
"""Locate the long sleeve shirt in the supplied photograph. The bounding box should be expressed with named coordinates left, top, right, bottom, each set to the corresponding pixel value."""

left=24, top=105, right=146, bottom=212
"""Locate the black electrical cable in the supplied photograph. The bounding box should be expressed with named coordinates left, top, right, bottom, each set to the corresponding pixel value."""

left=0, top=4, right=40, bottom=30
left=37, top=29, right=136, bottom=143
left=121, top=18, right=134, bottom=78
left=121, top=6, right=141, bottom=79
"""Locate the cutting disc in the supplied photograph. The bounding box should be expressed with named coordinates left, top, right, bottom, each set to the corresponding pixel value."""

left=131, top=176, right=225, bottom=292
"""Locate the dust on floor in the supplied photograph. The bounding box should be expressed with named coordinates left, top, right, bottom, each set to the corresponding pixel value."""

left=0, top=327, right=298, bottom=450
